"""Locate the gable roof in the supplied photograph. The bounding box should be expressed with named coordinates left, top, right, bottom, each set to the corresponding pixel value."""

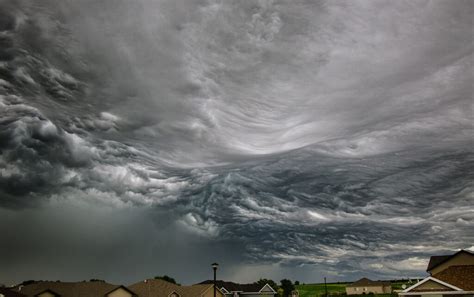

left=104, top=285, right=137, bottom=296
left=128, top=279, right=180, bottom=297
left=128, top=279, right=219, bottom=297
left=347, top=278, right=390, bottom=287
left=427, top=250, right=474, bottom=272
left=176, top=284, right=215, bottom=296
left=167, top=291, right=181, bottom=297
left=199, top=280, right=263, bottom=293
left=433, top=265, right=474, bottom=291
left=13, top=281, right=135, bottom=297
left=34, top=289, right=61, bottom=297
left=402, top=277, right=462, bottom=293
left=0, top=288, right=27, bottom=297
left=219, top=287, right=230, bottom=294
left=259, top=284, right=277, bottom=293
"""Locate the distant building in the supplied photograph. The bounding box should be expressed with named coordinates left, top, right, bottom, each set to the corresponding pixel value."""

left=200, top=280, right=277, bottom=297
left=399, top=249, right=474, bottom=297
left=345, top=278, right=392, bottom=295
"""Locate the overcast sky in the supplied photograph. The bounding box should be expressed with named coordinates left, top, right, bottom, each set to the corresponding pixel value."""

left=0, top=0, right=473, bottom=286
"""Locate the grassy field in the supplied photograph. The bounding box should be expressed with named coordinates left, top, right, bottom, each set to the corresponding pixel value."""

left=295, top=281, right=414, bottom=297
left=390, top=281, right=417, bottom=290
left=295, top=283, right=347, bottom=297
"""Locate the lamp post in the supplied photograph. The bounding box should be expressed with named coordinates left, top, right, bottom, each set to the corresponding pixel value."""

left=324, top=277, right=328, bottom=297
left=212, top=262, right=219, bottom=297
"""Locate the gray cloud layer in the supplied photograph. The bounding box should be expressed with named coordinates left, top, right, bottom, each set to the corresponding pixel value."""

left=0, top=0, right=473, bottom=286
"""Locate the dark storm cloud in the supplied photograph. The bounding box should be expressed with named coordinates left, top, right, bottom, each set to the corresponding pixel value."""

left=181, top=148, right=473, bottom=276
left=0, top=0, right=473, bottom=286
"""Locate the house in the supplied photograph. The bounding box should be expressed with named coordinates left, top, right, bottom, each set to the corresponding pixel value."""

left=345, top=278, right=392, bottom=295
left=13, top=281, right=137, bottom=297
left=199, top=280, right=277, bottom=297
left=128, top=279, right=225, bottom=297
left=399, top=249, right=474, bottom=297
left=426, top=249, right=474, bottom=275
left=0, top=287, right=27, bottom=297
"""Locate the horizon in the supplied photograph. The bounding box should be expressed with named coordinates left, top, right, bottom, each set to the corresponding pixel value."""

left=5, top=275, right=428, bottom=288
left=1, top=0, right=473, bottom=285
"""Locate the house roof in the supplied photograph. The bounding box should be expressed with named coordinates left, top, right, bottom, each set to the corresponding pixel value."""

left=128, top=279, right=180, bottom=297
left=401, top=276, right=463, bottom=293
left=34, top=289, right=60, bottom=297
left=199, top=280, right=263, bottom=293
left=177, top=284, right=215, bottom=296
left=13, top=281, right=135, bottom=297
left=346, top=278, right=391, bottom=287
left=433, top=265, right=474, bottom=291
left=426, top=250, right=474, bottom=272
left=128, top=279, right=218, bottom=297
left=105, top=285, right=138, bottom=296
left=0, top=288, right=27, bottom=297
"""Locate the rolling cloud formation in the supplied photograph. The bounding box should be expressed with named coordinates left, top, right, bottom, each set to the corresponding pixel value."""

left=0, top=0, right=473, bottom=285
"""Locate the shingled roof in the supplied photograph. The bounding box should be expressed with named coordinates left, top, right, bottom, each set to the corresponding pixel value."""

left=129, top=279, right=218, bottom=297
left=128, top=279, right=181, bottom=297
left=177, top=284, right=215, bottom=296
left=346, top=278, right=391, bottom=287
left=433, top=265, right=474, bottom=291
left=0, top=288, right=27, bottom=297
left=13, top=281, right=136, bottom=297
left=426, top=250, right=474, bottom=272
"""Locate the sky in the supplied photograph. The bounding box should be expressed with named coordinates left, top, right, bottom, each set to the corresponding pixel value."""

left=0, top=0, right=473, bottom=287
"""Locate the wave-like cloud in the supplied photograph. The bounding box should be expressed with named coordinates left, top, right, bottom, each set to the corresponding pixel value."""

left=0, top=0, right=473, bottom=285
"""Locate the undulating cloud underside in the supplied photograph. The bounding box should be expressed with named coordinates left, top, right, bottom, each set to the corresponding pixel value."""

left=0, top=0, right=473, bottom=285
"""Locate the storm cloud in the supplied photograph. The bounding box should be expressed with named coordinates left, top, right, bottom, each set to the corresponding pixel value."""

left=0, top=0, right=473, bottom=286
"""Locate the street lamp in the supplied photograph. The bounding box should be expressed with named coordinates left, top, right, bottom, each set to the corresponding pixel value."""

left=324, top=277, right=328, bottom=297
left=212, top=262, right=219, bottom=297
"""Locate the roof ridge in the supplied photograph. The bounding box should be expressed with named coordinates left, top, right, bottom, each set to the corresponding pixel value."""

left=427, top=250, right=474, bottom=272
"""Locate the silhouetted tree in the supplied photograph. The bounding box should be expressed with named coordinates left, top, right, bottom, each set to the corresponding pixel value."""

left=154, top=275, right=179, bottom=285
left=255, top=278, right=279, bottom=292
left=19, top=280, right=37, bottom=286
left=280, top=279, right=295, bottom=297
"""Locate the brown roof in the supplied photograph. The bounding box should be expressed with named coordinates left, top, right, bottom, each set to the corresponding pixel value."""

left=128, top=279, right=218, bottom=297
left=433, top=265, right=474, bottom=290
left=346, top=278, right=391, bottom=287
left=427, top=250, right=474, bottom=272
left=199, top=280, right=263, bottom=292
left=0, top=288, right=27, bottom=297
left=409, top=287, right=453, bottom=292
left=177, top=284, right=215, bottom=296
left=14, top=281, right=136, bottom=297
left=128, top=279, right=180, bottom=297
left=427, top=256, right=451, bottom=272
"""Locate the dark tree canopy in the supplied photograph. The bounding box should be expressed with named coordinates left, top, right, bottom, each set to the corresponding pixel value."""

left=19, top=280, right=37, bottom=286
left=280, top=279, right=295, bottom=297
left=254, top=278, right=279, bottom=292
left=154, top=275, right=179, bottom=285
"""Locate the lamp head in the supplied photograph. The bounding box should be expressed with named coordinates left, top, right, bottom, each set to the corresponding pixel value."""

left=211, top=262, right=219, bottom=269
